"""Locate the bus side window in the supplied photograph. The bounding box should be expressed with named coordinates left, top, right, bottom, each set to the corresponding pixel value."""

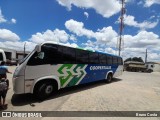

left=89, top=52, right=99, bottom=64
left=27, top=44, right=63, bottom=65
left=113, top=56, right=118, bottom=65
left=118, top=57, right=123, bottom=65
left=76, top=49, right=89, bottom=64
left=63, top=47, right=76, bottom=64
left=106, top=56, right=112, bottom=65
left=27, top=52, right=44, bottom=65
left=99, top=54, right=106, bottom=64
left=43, top=45, right=63, bottom=64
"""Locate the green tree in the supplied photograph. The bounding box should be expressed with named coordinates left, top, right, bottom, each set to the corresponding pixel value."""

left=124, top=57, right=132, bottom=62
left=132, top=57, right=144, bottom=62
left=124, top=57, right=144, bottom=63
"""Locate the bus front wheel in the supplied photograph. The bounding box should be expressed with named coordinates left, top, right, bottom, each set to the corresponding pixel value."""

left=105, top=73, right=112, bottom=83
left=34, top=81, right=55, bottom=100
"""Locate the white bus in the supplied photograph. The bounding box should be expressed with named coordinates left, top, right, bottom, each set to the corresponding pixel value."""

left=0, top=49, right=6, bottom=63
left=13, top=42, right=123, bottom=99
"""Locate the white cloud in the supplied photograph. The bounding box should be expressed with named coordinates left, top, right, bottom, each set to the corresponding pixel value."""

left=65, top=19, right=117, bottom=43
left=84, top=12, right=89, bottom=19
left=144, top=0, right=160, bottom=7
left=121, top=31, right=160, bottom=61
left=57, top=0, right=121, bottom=18
left=82, top=40, right=96, bottom=49
left=82, top=39, right=160, bottom=62
left=0, top=40, right=78, bottom=52
left=95, top=27, right=117, bottom=43
left=82, top=40, right=102, bottom=52
left=65, top=19, right=95, bottom=38
left=148, top=52, right=160, bottom=61
left=0, top=29, right=20, bottom=41
left=137, top=1, right=143, bottom=5
left=0, top=8, right=17, bottom=24
left=121, top=48, right=145, bottom=61
left=30, top=29, right=70, bottom=43
left=11, top=18, right=16, bottom=24
left=105, top=47, right=116, bottom=54
left=123, top=15, right=158, bottom=29
left=65, top=19, right=160, bottom=61
left=0, top=8, right=7, bottom=23
left=150, top=15, right=155, bottom=19
left=124, top=31, right=160, bottom=48
left=65, top=42, right=78, bottom=48
left=69, top=34, right=77, bottom=41
left=80, top=29, right=160, bottom=61
left=124, top=48, right=146, bottom=53
left=126, top=0, right=135, bottom=2
left=1, top=18, right=157, bottom=62
left=122, top=48, right=160, bottom=62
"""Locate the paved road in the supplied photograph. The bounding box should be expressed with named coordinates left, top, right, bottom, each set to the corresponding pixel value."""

left=2, top=66, right=160, bottom=119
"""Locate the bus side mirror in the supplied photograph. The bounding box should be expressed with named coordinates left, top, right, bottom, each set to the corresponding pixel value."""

left=35, top=45, right=41, bottom=52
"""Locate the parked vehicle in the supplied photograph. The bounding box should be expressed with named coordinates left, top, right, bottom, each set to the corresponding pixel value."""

left=146, top=62, right=160, bottom=72
left=124, top=61, right=147, bottom=72
left=6, top=59, right=17, bottom=66
left=13, top=41, right=123, bottom=99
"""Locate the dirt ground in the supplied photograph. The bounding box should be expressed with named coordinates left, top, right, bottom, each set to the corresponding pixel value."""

left=1, top=66, right=160, bottom=120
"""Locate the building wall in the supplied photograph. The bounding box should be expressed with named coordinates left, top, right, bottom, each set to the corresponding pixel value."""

left=16, top=53, right=28, bottom=60
left=0, top=47, right=30, bottom=60
left=0, top=48, right=16, bottom=59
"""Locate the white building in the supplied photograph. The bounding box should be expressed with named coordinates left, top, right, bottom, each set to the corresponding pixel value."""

left=0, top=47, right=16, bottom=60
left=0, top=47, right=30, bottom=61
left=145, top=62, right=160, bottom=72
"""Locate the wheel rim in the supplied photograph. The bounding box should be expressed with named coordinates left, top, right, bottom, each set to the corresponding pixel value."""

left=108, top=75, right=112, bottom=82
left=45, top=85, right=53, bottom=94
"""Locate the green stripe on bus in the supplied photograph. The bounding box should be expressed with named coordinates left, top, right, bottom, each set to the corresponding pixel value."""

left=58, top=64, right=73, bottom=86
left=67, top=64, right=86, bottom=87
left=58, top=64, right=87, bottom=87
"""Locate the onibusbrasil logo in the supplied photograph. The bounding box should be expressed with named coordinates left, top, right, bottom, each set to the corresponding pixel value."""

left=57, top=64, right=87, bottom=88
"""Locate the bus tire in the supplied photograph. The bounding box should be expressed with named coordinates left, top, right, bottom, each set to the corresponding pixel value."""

left=105, top=73, right=112, bottom=83
left=147, top=69, right=153, bottom=73
left=34, top=81, right=55, bottom=100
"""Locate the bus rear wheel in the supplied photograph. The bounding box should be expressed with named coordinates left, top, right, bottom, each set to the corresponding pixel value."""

left=34, top=82, right=55, bottom=100
left=105, top=73, right=112, bottom=83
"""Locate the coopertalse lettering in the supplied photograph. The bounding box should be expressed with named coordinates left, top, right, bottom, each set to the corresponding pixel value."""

left=90, top=66, right=111, bottom=70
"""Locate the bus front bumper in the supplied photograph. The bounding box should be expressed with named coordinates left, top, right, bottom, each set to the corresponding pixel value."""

left=12, top=76, right=25, bottom=94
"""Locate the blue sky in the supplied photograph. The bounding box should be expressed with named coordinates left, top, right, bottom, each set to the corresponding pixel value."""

left=0, top=0, right=160, bottom=61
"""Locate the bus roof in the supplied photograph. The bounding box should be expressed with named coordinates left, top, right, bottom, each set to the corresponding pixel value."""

left=41, top=41, right=121, bottom=58
left=0, top=49, right=4, bottom=52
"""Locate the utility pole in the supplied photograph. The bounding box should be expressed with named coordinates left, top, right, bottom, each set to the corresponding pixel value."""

left=145, top=49, right=147, bottom=63
left=24, top=42, right=26, bottom=58
left=118, top=0, right=125, bottom=56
